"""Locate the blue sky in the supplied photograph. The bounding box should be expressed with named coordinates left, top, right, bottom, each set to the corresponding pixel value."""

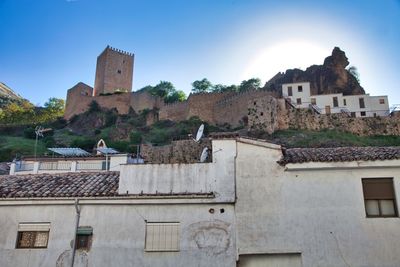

left=0, top=0, right=399, bottom=106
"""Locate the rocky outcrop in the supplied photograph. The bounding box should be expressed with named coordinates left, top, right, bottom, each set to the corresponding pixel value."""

left=263, top=47, right=365, bottom=96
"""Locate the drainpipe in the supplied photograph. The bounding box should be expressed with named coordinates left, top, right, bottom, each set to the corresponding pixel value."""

left=70, top=198, right=80, bottom=267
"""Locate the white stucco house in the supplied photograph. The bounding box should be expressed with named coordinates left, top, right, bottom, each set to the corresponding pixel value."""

left=1, top=136, right=400, bottom=266
left=282, top=82, right=389, bottom=117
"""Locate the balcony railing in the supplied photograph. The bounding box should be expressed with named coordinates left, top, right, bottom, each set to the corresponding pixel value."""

left=76, top=161, right=107, bottom=171
left=15, top=163, right=34, bottom=172
left=39, top=162, right=72, bottom=171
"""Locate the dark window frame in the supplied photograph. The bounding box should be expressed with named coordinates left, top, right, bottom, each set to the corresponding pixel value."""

left=360, top=111, right=366, bottom=117
left=287, top=86, right=293, bottom=96
left=359, top=98, right=365, bottom=108
left=298, top=85, right=303, bottom=92
left=362, top=178, right=398, bottom=218
left=16, top=231, right=49, bottom=249
left=76, top=234, right=92, bottom=250
left=296, top=98, right=302, bottom=105
left=333, top=97, right=338, bottom=107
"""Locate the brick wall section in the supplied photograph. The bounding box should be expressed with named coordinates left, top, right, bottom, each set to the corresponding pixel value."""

left=141, top=139, right=212, bottom=164
left=214, top=90, right=274, bottom=126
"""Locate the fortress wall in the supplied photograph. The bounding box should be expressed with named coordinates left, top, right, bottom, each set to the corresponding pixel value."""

left=214, top=90, right=274, bottom=126
left=130, top=91, right=163, bottom=113
left=64, top=83, right=94, bottom=120
left=94, top=93, right=132, bottom=114
left=186, top=92, right=233, bottom=123
left=159, top=101, right=189, bottom=122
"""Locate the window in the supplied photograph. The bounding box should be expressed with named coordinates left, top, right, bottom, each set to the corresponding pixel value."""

left=287, top=86, right=293, bottom=96
left=333, top=97, right=338, bottom=107
left=359, top=98, right=365, bottom=108
left=75, top=226, right=93, bottom=250
left=311, top=98, right=316, bottom=105
left=360, top=111, right=366, bottom=116
left=16, top=223, right=50, bottom=248
left=351, top=112, right=356, bottom=117
left=296, top=98, right=302, bottom=105
left=145, top=222, right=180, bottom=252
left=379, top=98, right=385, bottom=104
left=362, top=178, right=397, bottom=217
left=343, top=99, right=347, bottom=106
left=298, top=85, right=303, bottom=92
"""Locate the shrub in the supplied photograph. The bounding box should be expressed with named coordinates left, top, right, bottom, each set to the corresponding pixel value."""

left=88, top=101, right=101, bottom=113
left=130, top=132, right=142, bottom=144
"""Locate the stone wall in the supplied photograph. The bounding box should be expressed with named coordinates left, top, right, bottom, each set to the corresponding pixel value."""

left=130, top=91, right=163, bottom=113
left=159, top=101, right=189, bottom=122
left=214, top=90, right=273, bottom=127
left=64, top=83, right=94, bottom=119
left=187, top=92, right=233, bottom=123
left=248, top=99, right=400, bottom=136
left=141, top=139, right=212, bottom=164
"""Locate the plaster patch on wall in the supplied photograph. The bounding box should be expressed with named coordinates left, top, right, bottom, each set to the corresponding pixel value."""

left=56, top=249, right=88, bottom=267
left=186, top=220, right=231, bottom=255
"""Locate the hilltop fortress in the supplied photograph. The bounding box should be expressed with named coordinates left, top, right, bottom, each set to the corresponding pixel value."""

left=65, top=46, right=397, bottom=135
left=64, top=46, right=278, bottom=127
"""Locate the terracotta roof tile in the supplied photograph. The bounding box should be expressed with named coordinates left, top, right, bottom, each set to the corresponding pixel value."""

left=279, top=146, right=400, bottom=165
left=0, top=172, right=119, bottom=198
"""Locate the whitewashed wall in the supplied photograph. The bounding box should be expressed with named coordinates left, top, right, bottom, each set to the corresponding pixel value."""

left=0, top=202, right=235, bottom=267
left=235, top=140, right=400, bottom=267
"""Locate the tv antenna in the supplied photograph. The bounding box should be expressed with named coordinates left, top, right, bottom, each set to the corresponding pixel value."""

left=200, top=147, right=209, bottom=163
left=34, top=126, right=52, bottom=159
left=194, top=124, right=204, bottom=143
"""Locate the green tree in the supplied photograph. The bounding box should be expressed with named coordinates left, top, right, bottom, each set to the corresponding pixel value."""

left=44, top=98, right=65, bottom=116
left=151, top=81, right=175, bottom=98
left=164, top=90, right=186, bottom=103
left=239, top=78, right=261, bottom=92
left=192, top=78, right=212, bottom=93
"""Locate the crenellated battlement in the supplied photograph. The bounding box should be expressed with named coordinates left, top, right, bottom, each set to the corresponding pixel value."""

left=106, top=45, right=134, bottom=57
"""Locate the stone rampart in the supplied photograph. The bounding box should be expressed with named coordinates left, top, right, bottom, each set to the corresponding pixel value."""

left=214, top=90, right=274, bottom=126
left=159, top=101, right=189, bottom=122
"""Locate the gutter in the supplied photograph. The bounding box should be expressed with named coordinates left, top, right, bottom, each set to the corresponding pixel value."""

left=70, top=198, right=80, bottom=267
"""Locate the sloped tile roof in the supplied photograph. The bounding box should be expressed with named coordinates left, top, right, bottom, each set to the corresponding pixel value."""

left=0, top=172, right=119, bottom=198
left=279, top=146, right=400, bottom=165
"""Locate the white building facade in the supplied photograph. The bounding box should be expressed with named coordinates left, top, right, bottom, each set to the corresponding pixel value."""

left=282, top=82, right=389, bottom=117
left=1, top=138, right=400, bottom=266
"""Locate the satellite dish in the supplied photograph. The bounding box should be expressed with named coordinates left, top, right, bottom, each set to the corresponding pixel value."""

left=200, top=147, right=209, bottom=163
left=195, top=124, right=204, bottom=142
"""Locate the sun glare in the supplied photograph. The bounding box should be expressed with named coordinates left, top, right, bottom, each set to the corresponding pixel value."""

left=242, top=40, right=330, bottom=83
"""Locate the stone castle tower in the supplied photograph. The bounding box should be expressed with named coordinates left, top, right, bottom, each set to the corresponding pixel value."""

left=93, top=46, right=134, bottom=96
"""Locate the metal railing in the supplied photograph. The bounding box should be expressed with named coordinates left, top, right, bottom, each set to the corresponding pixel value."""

left=309, top=104, right=322, bottom=114
left=39, top=162, right=72, bottom=171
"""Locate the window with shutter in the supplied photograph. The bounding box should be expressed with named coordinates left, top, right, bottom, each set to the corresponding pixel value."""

left=362, top=178, right=397, bottom=217
left=145, top=222, right=180, bottom=252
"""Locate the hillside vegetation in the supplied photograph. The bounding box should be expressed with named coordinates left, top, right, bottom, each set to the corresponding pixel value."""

left=1, top=105, right=400, bottom=162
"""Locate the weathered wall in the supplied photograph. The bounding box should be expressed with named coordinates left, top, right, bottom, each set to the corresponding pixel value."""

left=158, top=101, right=189, bottom=122
left=214, top=90, right=274, bottom=127
left=130, top=91, right=163, bottom=113
left=141, top=139, right=211, bottom=164
left=235, top=140, right=400, bottom=267
left=247, top=96, right=279, bottom=134
left=120, top=139, right=236, bottom=203
left=187, top=92, right=232, bottom=123
left=0, top=202, right=235, bottom=267
left=283, top=108, right=400, bottom=136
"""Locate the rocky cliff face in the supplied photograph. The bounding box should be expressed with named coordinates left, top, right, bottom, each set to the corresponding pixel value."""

left=262, top=47, right=365, bottom=96
left=0, top=82, right=28, bottom=108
